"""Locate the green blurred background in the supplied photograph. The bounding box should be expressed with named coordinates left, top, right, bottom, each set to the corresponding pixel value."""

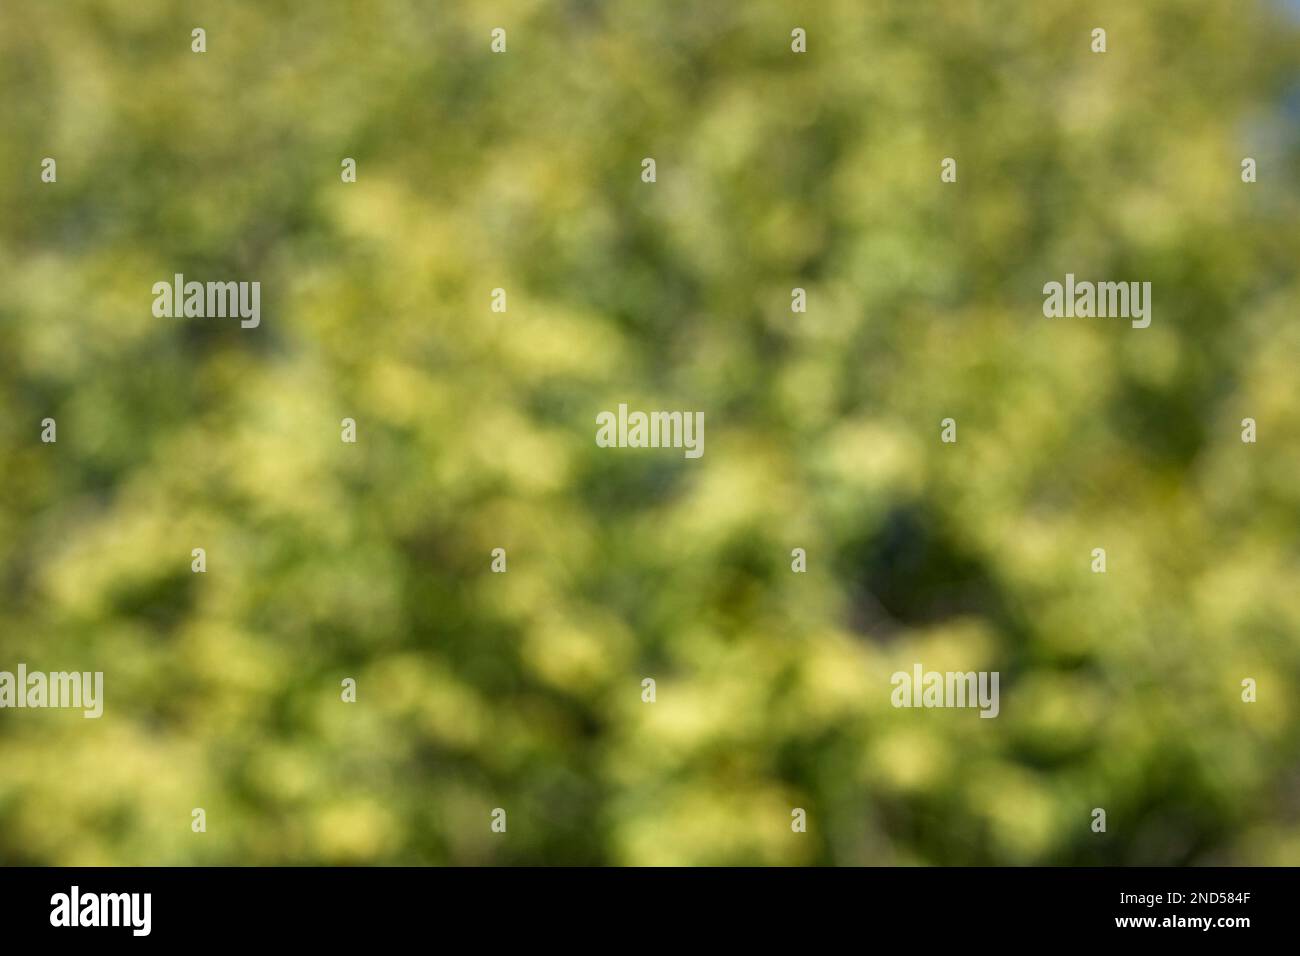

left=1, top=0, right=1299, bottom=865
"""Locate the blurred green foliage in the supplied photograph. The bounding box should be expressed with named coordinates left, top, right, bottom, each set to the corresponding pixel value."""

left=1, top=0, right=1299, bottom=865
